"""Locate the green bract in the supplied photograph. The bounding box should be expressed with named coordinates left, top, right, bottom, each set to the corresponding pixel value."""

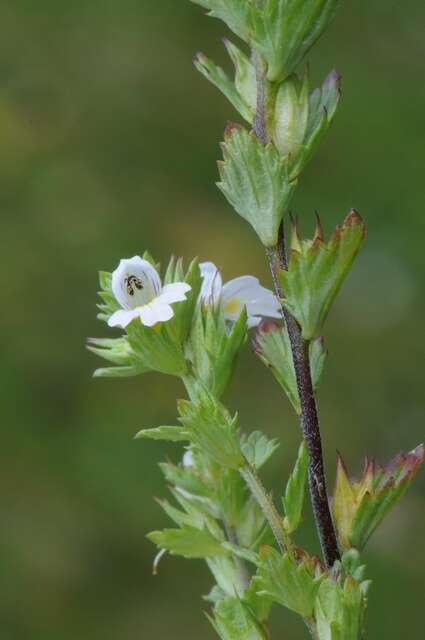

left=253, top=320, right=327, bottom=413
left=218, top=124, right=296, bottom=246
left=332, top=445, right=425, bottom=551
left=187, top=301, right=247, bottom=398
left=282, top=440, right=309, bottom=533
left=279, top=211, right=366, bottom=340
left=257, top=546, right=325, bottom=618
left=194, top=41, right=256, bottom=123
left=210, top=597, right=269, bottom=640
left=191, top=0, right=341, bottom=83
left=315, top=576, right=367, bottom=640
left=190, top=0, right=252, bottom=44
left=250, top=0, right=341, bottom=82
left=178, top=386, right=245, bottom=468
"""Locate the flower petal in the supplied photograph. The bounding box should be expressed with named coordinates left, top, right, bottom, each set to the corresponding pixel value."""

left=199, top=261, right=223, bottom=306
left=159, top=282, right=191, bottom=304
left=222, top=275, right=281, bottom=324
left=107, top=308, right=139, bottom=328
left=138, top=299, right=174, bottom=327
left=111, top=256, right=161, bottom=310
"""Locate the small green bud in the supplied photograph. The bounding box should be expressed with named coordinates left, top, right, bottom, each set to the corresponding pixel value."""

left=273, top=72, right=309, bottom=159
left=271, top=69, right=341, bottom=178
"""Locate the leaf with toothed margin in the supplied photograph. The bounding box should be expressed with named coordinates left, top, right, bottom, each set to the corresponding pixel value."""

left=257, top=546, right=325, bottom=618
left=178, top=385, right=245, bottom=469
left=190, top=0, right=253, bottom=44
left=250, top=0, right=341, bottom=83
left=240, top=430, right=280, bottom=470
left=217, top=124, right=297, bottom=247
left=278, top=211, right=366, bottom=340
left=253, top=320, right=327, bottom=414
left=332, top=444, right=425, bottom=551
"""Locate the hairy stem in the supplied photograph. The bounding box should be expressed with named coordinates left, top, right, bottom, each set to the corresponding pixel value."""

left=253, top=54, right=340, bottom=568
left=240, top=463, right=289, bottom=554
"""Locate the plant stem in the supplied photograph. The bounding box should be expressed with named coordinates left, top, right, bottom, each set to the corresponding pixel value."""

left=252, top=54, right=340, bottom=569
left=240, top=463, right=289, bottom=554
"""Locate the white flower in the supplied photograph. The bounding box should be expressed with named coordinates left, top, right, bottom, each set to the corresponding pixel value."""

left=199, top=261, right=281, bottom=328
left=108, top=256, right=191, bottom=329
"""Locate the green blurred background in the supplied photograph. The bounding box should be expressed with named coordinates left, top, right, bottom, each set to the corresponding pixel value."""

left=1, top=1, right=424, bottom=638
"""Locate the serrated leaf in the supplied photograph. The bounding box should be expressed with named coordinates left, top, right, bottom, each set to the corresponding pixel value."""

left=190, top=0, right=252, bottom=44
left=148, top=526, right=229, bottom=559
left=241, top=431, right=280, bottom=470
left=251, top=0, right=340, bottom=82
left=279, top=211, right=366, bottom=340
left=282, top=440, right=309, bottom=533
left=217, top=124, right=296, bottom=247
left=134, top=425, right=189, bottom=442
left=257, top=546, right=324, bottom=618
left=178, top=385, right=244, bottom=469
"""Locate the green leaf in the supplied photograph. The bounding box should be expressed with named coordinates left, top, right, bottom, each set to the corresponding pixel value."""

left=241, top=431, right=280, bottom=470
left=332, top=445, right=425, bottom=551
left=253, top=320, right=327, bottom=413
left=282, top=440, right=309, bottom=533
left=224, top=39, right=257, bottom=115
left=190, top=0, right=252, bottom=44
left=315, top=576, right=366, bottom=640
left=217, top=124, right=296, bottom=247
left=178, top=385, right=244, bottom=468
left=251, top=0, right=340, bottom=82
left=134, top=425, right=189, bottom=442
left=257, top=546, right=325, bottom=618
left=211, top=597, right=269, bottom=640
left=148, top=526, right=229, bottom=559
left=159, top=462, right=211, bottom=497
left=188, top=301, right=248, bottom=398
left=279, top=211, right=366, bottom=340
left=194, top=52, right=253, bottom=123
left=87, top=336, right=149, bottom=378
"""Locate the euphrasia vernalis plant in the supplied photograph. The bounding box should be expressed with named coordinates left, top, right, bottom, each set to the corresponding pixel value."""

left=88, top=2, right=424, bottom=638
